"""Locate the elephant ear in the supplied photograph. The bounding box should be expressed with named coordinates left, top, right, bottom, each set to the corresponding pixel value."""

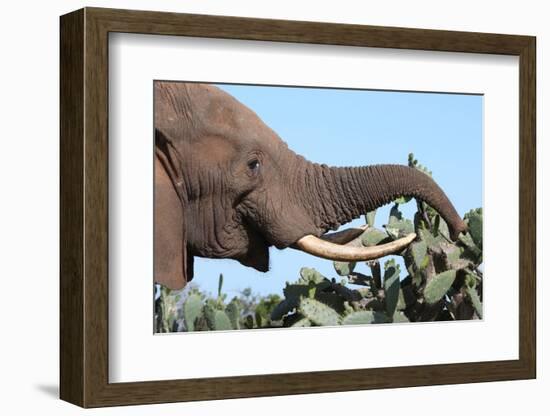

left=154, top=147, right=192, bottom=290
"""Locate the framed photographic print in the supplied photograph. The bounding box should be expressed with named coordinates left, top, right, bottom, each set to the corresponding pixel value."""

left=60, top=7, right=536, bottom=408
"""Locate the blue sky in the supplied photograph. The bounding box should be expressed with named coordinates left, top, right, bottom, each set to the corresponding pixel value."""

left=189, top=84, right=483, bottom=298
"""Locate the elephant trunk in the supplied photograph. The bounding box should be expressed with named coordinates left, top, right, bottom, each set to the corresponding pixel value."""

left=304, top=163, right=467, bottom=241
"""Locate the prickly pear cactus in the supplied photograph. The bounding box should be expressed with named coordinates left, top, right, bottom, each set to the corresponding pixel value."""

left=423, top=270, right=457, bottom=305
left=213, top=310, right=233, bottom=331
left=154, top=285, right=184, bottom=333
left=299, top=298, right=341, bottom=326
left=183, top=293, right=203, bottom=332
left=225, top=301, right=241, bottom=330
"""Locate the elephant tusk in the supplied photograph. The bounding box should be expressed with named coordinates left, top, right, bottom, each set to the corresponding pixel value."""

left=292, top=232, right=416, bottom=261
left=320, top=225, right=368, bottom=245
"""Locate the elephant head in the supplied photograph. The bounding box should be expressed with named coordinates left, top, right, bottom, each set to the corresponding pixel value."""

left=154, top=82, right=467, bottom=289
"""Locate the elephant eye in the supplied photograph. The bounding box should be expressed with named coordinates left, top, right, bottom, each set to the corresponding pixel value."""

left=247, top=158, right=260, bottom=174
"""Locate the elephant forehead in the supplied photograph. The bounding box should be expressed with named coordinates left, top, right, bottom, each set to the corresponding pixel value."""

left=156, top=82, right=288, bottom=155
left=202, top=99, right=269, bottom=135
left=190, top=134, right=237, bottom=163
left=194, top=87, right=282, bottom=145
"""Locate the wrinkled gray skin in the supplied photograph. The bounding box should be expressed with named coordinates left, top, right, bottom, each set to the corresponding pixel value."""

left=154, top=82, right=467, bottom=289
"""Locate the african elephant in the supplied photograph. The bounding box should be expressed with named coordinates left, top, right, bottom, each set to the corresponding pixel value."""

left=154, top=82, right=467, bottom=290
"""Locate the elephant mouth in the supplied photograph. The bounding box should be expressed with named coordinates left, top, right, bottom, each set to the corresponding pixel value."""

left=290, top=225, right=417, bottom=262
left=236, top=226, right=270, bottom=273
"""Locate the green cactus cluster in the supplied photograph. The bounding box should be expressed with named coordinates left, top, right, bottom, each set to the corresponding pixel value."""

left=270, top=259, right=412, bottom=327
left=155, top=154, right=483, bottom=332
left=155, top=274, right=283, bottom=332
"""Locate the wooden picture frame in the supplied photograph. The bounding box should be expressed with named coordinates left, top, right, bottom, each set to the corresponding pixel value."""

left=60, top=7, right=536, bottom=408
